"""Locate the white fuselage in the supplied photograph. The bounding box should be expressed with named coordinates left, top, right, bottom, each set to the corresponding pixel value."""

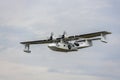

left=48, top=40, right=92, bottom=52
left=48, top=42, right=77, bottom=52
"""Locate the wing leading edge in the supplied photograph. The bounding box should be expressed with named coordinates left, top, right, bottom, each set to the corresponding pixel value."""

left=20, top=39, right=54, bottom=44
left=66, top=31, right=111, bottom=41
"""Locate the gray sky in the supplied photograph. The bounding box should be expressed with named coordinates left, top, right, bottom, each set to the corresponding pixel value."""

left=0, top=0, right=120, bottom=80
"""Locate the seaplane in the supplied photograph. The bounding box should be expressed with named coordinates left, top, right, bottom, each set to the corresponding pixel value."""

left=20, top=31, right=111, bottom=53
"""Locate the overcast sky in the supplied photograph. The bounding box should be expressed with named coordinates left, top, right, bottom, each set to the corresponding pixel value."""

left=0, top=0, right=120, bottom=80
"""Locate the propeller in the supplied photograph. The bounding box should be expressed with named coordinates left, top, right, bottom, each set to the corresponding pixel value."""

left=61, top=31, right=67, bottom=39
left=49, top=32, right=54, bottom=40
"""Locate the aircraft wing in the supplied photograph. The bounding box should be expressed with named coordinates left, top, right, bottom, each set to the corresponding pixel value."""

left=20, top=39, right=55, bottom=44
left=65, top=31, right=111, bottom=41
left=20, top=31, right=111, bottom=45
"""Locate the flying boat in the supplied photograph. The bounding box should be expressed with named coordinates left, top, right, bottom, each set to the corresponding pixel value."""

left=20, top=31, right=111, bottom=53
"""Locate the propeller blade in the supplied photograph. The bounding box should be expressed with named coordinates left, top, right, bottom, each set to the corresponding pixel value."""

left=49, top=32, right=54, bottom=40
left=62, top=31, right=67, bottom=38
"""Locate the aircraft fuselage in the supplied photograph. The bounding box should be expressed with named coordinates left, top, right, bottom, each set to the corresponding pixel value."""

left=48, top=40, right=92, bottom=52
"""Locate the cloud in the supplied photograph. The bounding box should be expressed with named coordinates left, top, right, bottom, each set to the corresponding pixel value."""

left=0, top=0, right=120, bottom=80
left=0, top=60, right=114, bottom=80
left=0, top=60, right=48, bottom=80
left=0, top=45, right=119, bottom=80
left=0, top=0, right=114, bottom=29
